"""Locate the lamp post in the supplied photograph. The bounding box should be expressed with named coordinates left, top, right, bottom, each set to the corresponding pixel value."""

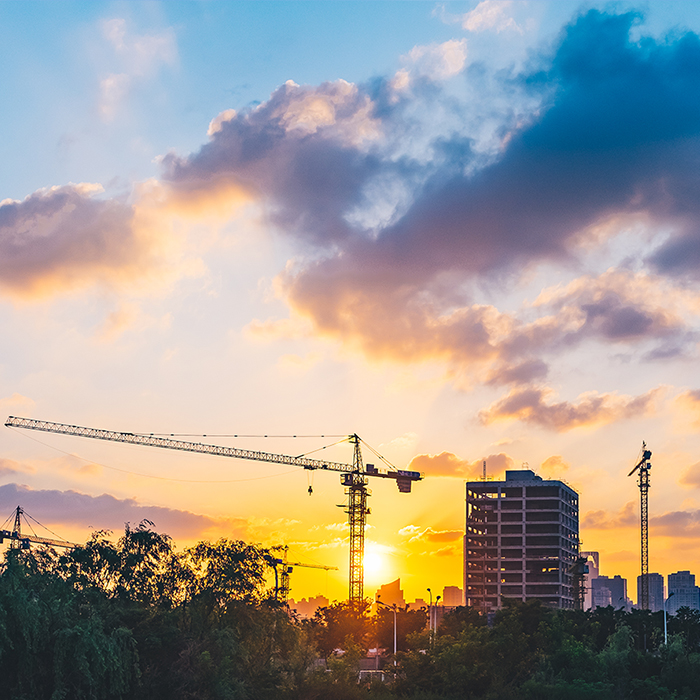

left=376, top=598, right=397, bottom=665
left=664, top=591, right=675, bottom=646
left=427, top=588, right=433, bottom=633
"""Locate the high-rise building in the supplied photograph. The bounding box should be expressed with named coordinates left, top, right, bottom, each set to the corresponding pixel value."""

left=582, top=551, right=600, bottom=610
left=592, top=575, right=627, bottom=609
left=442, top=585, right=463, bottom=607
left=375, top=578, right=405, bottom=608
left=637, top=573, right=664, bottom=612
left=668, top=571, right=700, bottom=614
left=464, top=469, right=579, bottom=611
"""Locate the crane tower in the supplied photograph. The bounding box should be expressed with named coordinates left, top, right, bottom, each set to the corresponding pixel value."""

left=5, top=416, right=421, bottom=604
left=628, top=442, right=652, bottom=610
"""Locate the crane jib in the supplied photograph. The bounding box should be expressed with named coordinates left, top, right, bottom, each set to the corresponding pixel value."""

left=4, top=416, right=422, bottom=483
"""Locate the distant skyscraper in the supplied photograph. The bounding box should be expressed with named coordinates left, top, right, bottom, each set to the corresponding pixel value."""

left=375, top=578, right=405, bottom=608
left=592, top=575, right=627, bottom=608
left=668, top=571, right=700, bottom=614
left=592, top=581, right=612, bottom=608
left=638, top=573, right=664, bottom=612
left=464, top=469, right=579, bottom=611
left=581, top=551, right=599, bottom=610
left=442, top=585, right=463, bottom=607
left=289, top=595, right=329, bottom=618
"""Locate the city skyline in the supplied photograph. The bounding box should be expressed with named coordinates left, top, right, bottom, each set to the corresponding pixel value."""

left=3, top=1, right=700, bottom=603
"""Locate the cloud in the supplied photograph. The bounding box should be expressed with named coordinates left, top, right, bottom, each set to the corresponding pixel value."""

left=459, top=1, right=522, bottom=34
left=391, top=39, right=468, bottom=94
left=582, top=501, right=637, bottom=530
left=8, top=8, right=700, bottom=416
left=408, top=451, right=513, bottom=477
left=680, top=461, right=700, bottom=489
left=399, top=526, right=463, bottom=544
left=478, top=386, right=661, bottom=432
left=539, top=455, right=570, bottom=479
left=0, top=483, right=233, bottom=541
left=651, top=510, right=700, bottom=538
left=98, top=18, right=177, bottom=121
left=675, top=390, right=700, bottom=428
left=0, top=393, right=35, bottom=414
left=0, top=459, right=34, bottom=478
left=0, top=181, right=207, bottom=299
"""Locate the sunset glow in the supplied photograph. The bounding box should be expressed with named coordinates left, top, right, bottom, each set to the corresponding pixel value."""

left=3, top=1, right=700, bottom=607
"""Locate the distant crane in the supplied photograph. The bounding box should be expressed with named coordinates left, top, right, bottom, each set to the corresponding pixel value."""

left=5, top=416, right=422, bottom=604
left=0, top=505, right=76, bottom=550
left=628, top=442, right=652, bottom=610
left=266, top=546, right=338, bottom=603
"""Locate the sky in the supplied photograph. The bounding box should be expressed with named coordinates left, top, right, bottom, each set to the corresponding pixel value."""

left=2, top=0, right=700, bottom=605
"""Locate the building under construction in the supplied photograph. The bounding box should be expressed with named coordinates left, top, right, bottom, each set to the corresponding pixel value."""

left=464, top=469, right=579, bottom=611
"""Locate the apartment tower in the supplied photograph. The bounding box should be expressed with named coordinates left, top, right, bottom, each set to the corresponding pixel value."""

left=464, top=469, right=579, bottom=611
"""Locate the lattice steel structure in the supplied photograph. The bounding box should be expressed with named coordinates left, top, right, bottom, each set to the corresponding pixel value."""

left=628, top=443, right=652, bottom=610
left=342, top=436, right=370, bottom=603
left=5, top=416, right=420, bottom=604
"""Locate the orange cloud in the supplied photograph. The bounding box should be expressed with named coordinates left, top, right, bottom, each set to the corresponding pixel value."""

left=651, top=510, right=700, bottom=539
left=407, top=451, right=513, bottom=477
left=582, top=501, right=637, bottom=530
left=539, top=455, right=570, bottom=479
left=675, top=390, right=700, bottom=428
left=478, top=386, right=661, bottom=432
left=680, top=461, right=700, bottom=488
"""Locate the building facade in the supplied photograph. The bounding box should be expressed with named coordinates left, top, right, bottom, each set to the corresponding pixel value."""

left=668, top=571, right=700, bottom=614
left=592, top=575, right=628, bottom=609
left=637, top=573, right=665, bottom=612
left=464, top=469, right=579, bottom=611
left=582, top=551, right=600, bottom=611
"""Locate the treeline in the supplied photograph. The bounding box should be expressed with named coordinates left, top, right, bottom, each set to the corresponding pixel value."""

left=1, top=524, right=700, bottom=699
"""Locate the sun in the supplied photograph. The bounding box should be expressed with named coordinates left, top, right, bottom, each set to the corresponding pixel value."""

left=364, top=551, right=383, bottom=576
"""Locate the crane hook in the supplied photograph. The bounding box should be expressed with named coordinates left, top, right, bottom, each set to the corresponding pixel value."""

left=308, top=485, right=313, bottom=495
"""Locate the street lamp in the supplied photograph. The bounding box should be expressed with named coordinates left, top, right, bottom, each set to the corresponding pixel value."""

left=664, top=591, right=675, bottom=646
left=376, top=597, right=398, bottom=665
left=427, top=588, right=433, bottom=633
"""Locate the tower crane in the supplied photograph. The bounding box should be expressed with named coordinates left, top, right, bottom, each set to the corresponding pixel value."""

left=0, top=505, right=76, bottom=550
left=265, top=546, right=338, bottom=603
left=5, top=416, right=422, bottom=604
left=628, top=442, right=652, bottom=610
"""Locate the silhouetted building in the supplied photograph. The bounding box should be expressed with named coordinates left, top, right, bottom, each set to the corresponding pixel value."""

left=668, top=571, right=700, bottom=614
left=592, top=581, right=612, bottom=608
left=375, top=578, right=405, bottom=608
left=638, top=573, right=664, bottom=612
left=581, top=551, right=599, bottom=610
left=464, top=469, right=579, bottom=611
left=592, top=575, right=627, bottom=609
left=443, top=585, right=463, bottom=607
left=289, top=594, right=329, bottom=618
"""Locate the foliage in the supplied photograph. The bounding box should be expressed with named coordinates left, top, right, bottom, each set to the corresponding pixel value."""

left=4, top=527, right=700, bottom=699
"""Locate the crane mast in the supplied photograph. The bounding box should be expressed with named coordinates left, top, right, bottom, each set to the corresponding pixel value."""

left=5, top=416, right=421, bottom=604
left=628, top=442, right=652, bottom=610
left=266, top=546, right=338, bottom=602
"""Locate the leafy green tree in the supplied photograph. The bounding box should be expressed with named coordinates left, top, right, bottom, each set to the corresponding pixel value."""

left=312, top=600, right=371, bottom=658
left=375, top=605, right=428, bottom=653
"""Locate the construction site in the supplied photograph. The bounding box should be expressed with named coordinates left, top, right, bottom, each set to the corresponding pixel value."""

left=2, top=416, right=667, bottom=616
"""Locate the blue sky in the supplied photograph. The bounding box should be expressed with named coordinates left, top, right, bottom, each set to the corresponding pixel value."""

left=3, top=1, right=700, bottom=603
